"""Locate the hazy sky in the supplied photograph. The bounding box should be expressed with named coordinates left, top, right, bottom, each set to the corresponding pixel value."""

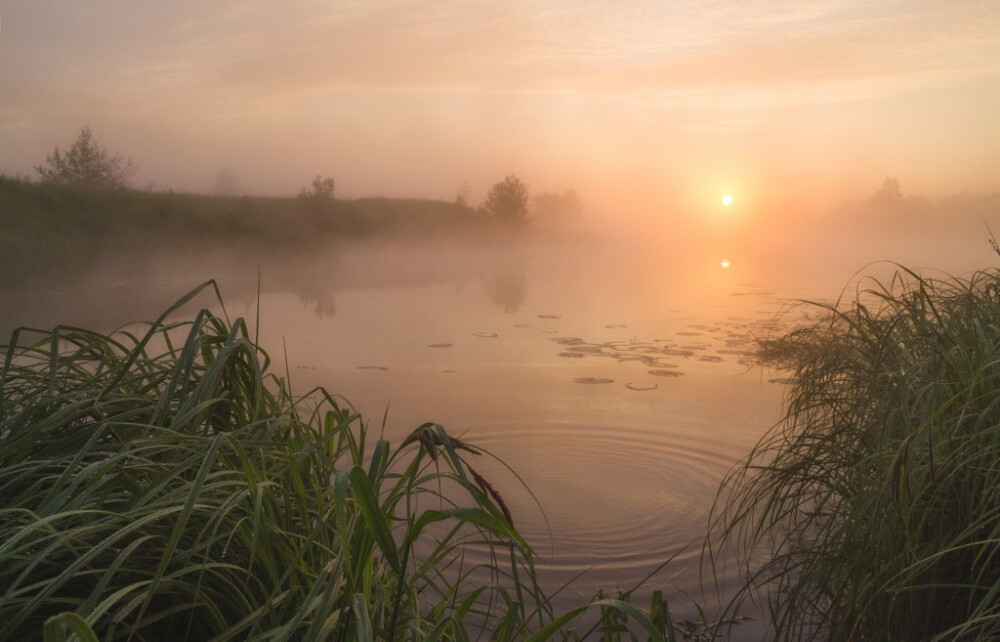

left=2, top=1, right=999, bottom=216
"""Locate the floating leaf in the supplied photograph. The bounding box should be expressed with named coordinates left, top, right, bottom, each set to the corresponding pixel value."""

left=566, top=346, right=605, bottom=355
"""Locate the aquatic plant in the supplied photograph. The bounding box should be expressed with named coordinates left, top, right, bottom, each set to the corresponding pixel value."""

left=0, top=280, right=682, bottom=641
left=0, top=281, right=545, bottom=640
left=712, top=264, right=1000, bottom=640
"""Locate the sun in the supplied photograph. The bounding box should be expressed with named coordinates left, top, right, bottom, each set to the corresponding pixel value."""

left=720, top=260, right=731, bottom=269
left=721, top=194, right=734, bottom=207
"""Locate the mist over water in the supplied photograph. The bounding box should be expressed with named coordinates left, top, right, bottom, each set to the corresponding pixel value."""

left=3, top=1, right=1000, bottom=637
left=4, top=196, right=997, bottom=638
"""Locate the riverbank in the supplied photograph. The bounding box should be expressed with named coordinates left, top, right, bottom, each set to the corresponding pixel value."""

left=0, top=280, right=698, bottom=641
left=713, top=260, right=1000, bottom=640
left=0, top=175, right=494, bottom=284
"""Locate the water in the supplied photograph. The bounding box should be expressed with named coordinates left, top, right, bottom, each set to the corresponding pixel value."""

left=4, top=223, right=994, bottom=638
left=233, top=237, right=788, bottom=637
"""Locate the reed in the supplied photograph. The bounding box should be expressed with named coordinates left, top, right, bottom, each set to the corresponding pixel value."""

left=1, top=280, right=679, bottom=641
left=712, top=264, right=1000, bottom=640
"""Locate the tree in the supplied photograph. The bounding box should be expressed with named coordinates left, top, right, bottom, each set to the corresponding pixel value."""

left=35, top=126, right=136, bottom=189
left=871, top=177, right=902, bottom=207
left=483, top=174, right=528, bottom=224
left=532, top=189, right=582, bottom=224
left=298, top=174, right=335, bottom=201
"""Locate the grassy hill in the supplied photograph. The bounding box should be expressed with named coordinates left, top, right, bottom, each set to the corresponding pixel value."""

left=0, top=175, right=492, bottom=281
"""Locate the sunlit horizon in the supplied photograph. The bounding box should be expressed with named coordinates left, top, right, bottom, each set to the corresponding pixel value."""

left=1, top=1, right=998, bottom=221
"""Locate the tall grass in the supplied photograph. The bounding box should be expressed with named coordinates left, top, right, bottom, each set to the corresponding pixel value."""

left=1, top=281, right=680, bottom=641
left=712, top=264, right=1000, bottom=640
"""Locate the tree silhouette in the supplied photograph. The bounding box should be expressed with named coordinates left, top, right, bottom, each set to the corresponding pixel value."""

left=299, top=174, right=335, bottom=201
left=871, top=177, right=902, bottom=207
left=35, top=126, right=136, bottom=189
left=483, top=174, right=528, bottom=224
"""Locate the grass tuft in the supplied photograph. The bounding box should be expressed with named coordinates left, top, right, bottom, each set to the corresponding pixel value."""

left=2, top=280, right=684, bottom=641
left=712, top=264, right=1000, bottom=641
left=0, top=281, right=552, bottom=640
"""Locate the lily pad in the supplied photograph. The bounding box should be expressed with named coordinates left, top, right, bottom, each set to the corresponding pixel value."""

left=648, top=369, right=684, bottom=377
left=566, top=345, right=606, bottom=355
left=573, top=377, right=614, bottom=384
left=428, top=343, right=453, bottom=348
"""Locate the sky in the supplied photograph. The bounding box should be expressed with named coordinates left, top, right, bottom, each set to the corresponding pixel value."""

left=2, top=0, right=999, bottom=219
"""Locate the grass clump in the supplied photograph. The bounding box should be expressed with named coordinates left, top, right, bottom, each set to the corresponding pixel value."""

left=713, top=264, right=1000, bottom=640
left=0, top=281, right=551, bottom=641
left=1, top=281, right=688, bottom=641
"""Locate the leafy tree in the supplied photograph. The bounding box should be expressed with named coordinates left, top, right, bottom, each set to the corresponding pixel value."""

left=35, top=126, right=136, bottom=188
left=299, top=174, right=335, bottom=201
left=871, top=177, right=902, bottom=207
left=296, top=174, right=337, bottom=221
left=532, top=189, right=582, bottom=223
left=483, top=174, right=528, bottom=224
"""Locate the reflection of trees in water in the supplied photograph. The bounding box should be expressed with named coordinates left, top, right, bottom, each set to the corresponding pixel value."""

left=298, top=290, right=336, bottom=318
left=483, top=273, right=526, bottom=314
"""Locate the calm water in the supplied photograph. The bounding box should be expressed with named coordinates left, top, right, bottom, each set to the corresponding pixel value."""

left=4, top=224, right=993, bottom=637
left=252, top=238, right=790, bottom=619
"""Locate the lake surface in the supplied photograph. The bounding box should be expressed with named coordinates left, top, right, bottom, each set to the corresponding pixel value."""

left=4, top=223, right=995, bottom=638
left=252, top=238, right=791, bottom=626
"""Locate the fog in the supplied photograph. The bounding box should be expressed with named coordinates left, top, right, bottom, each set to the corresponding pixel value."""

left=3, top=171, right=999, bottom=639
left=3, top=1, right=1000, bottom=219
left=3, top=2, right=1000, bottom=637
left=4, top=178, right=999, bottom=341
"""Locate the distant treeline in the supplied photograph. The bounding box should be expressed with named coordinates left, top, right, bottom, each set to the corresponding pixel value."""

left=827, top=178, right=1000, bottom=235
left=0, top=174, right=493, bottom=281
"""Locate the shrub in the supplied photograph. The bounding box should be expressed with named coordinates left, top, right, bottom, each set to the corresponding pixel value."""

left=35, top=126, right=136, bottom=189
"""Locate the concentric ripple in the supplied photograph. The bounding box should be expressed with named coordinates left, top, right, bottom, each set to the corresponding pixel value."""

left=456, top=421, right=750, bottom=601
